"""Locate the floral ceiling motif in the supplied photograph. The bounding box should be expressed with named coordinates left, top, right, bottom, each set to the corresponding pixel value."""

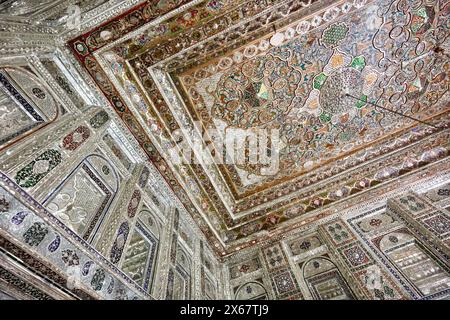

left=69, top=0, right=450, bottom=256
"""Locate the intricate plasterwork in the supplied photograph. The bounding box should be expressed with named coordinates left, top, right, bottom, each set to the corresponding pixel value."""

left=0, top=176, right=150, bottom=299
left=65, top=0, right=450, bottom=257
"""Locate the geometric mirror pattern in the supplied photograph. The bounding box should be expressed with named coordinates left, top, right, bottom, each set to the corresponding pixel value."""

left=0, top=0, right=449, bottom=301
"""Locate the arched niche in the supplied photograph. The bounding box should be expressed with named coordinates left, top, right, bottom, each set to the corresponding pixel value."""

left=379, top=231, right=450, bottom=296
left=176, top=247, right=192, bottom=274
left=121, top=209, right=160, bottom=293
left=166, top=265, right=191, bottom=300
left=110, top=221, right=129, bottom=264
left=235, top=281, right=268, bottom=300
left=165, top=246, right=193, bottom=300
left=203, top=275, right=216, bottom=300
left=137, top=209, right=160, bottom=239
left=0, top=67, right=60, bottom=150
left=302, top=257, right=354, bottom=300
left=43, top=154, right=119, bottom=242
left=166, top=244, right=192, bottom=300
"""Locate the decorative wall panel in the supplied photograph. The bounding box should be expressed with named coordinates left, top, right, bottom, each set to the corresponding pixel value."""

left=0, top=67, right=59, bottom=149
left=0, top=176, right=149, bottom=299
left=302, top=257, right=355, bottom=300
left=102, top=133, right=133, bottom=170
left=0, top=0, right=448, bottom=301
left=121, top=222, right=158, bottom=292
left=44, top=155, right=117, bottom=242
left=377, top=231, right=450, bottom=296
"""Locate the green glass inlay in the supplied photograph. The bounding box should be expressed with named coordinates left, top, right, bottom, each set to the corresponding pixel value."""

left=355, top=95, right=367, bottom=109
left=416, top=7, right=428, bottom=18
left=313, top=73, right=327, bottom=89
left=14, top=149, right=62, bottom=188
left=351, top=56, right=366, bottom=71
left=320, top=112, right=331, bottom=122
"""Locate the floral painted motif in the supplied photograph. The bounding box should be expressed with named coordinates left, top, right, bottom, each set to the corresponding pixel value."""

left=151, top=195, right=160, bottom=207
left=272, top=271, right=297, bottom=295
left=91, top=269, right=106, bottom=291
left=32, top=87, right=46, bottom=99
left=423, top=215, right=450, bottom=236
left=101, top=165, right=110, bottom=175
left=61, top=249, right=80, bottom=266
left=127, top=190, right=141, bottom=218
left=325, top=221, right=353, bottom=245
left=107, top=278, right=115, bottom=294
left=398, top=195, right=427, bottom=213
left=62, top=126, right=90, bottom=151
left=82, top=261, right=94, bottom=276
left=212, top=53, right=303, bottom=129
left=175, top=9, right=199, bottom=28
left=369, top=219, right=382, bottom=227
left=15, top=149, right=62, bottom=188
left=138, top=166, right=150, bottom=188
left=23, top=222, right=48, bottom=246
left=206, top=0, right=224, bottom=11
left=110, top=222, right=129, bottom=264
left=342, top=244, right=370, bottom=268
left=48, top=235, right=61, bottom=252
left=89, top=111, right=110, bottom=128
left=0, top=197, right=10, bottom=213
left=304, top=51, right=378, bottom=120
left=11, top=211, right=28, bottom=225
left=410, top=6, right=435, bottom=35
left=102, top=134, right=132, bottom=170
left=263, top=245, right=286, bottom=270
